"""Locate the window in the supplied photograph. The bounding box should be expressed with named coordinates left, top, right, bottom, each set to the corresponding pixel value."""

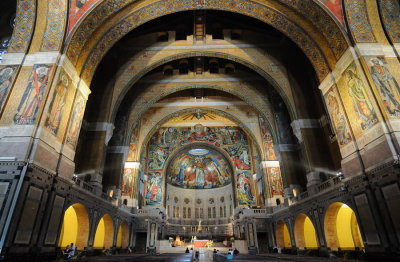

left=183, top=207, right=187, bottom=218
left=188, top=208, right=191, bottom=218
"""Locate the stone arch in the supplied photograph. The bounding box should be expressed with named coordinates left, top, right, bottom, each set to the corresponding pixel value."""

left=116, top=221, right=129, bottom=248
left=114, top=51, right=297, bottom=125
left=65, top=0, right=349, bottom=84
left=276, top=220, right=292, bottom=249
left=58, top=203, right=89, bottom=250
left=93, top=214, right=115, bottom=249
left=324, top=202, right=364, bottom=251
left=137, top=107, right=266, bottom=162
left=294, top=213, right=319, bottom=250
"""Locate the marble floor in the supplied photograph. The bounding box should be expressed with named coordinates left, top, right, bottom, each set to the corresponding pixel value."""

left=63, top=252, right=351, bottom=262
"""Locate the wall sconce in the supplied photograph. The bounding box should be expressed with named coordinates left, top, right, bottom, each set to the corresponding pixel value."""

left=336, top=171, right=344, bottom=180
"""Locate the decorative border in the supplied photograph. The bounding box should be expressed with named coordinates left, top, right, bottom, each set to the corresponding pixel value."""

left=7, top=0, right=36, bottom=53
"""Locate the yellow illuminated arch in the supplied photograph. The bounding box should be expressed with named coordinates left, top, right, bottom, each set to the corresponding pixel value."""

left=276, top=220, right=292, bottom=248
left=294, top=213, right=319, bottom=250
left=58, top=203, right=89, bottom=250
left=116, top=221, right=129, bottom=248
left=93, top=214, right=114, bottom=248
left=324, top=202, right=364, bottom=250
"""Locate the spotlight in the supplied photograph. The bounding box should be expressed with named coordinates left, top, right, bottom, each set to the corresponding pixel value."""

left=339, top=185, right=348, bottom=192
left=336, top=171, right=344, bottom=180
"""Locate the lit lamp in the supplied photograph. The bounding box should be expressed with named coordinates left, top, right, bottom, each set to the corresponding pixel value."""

left=336, top=171, right=344, bottom=180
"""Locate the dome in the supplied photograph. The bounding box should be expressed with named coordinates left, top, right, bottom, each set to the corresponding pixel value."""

left=167, top=147, right=233, bottom=189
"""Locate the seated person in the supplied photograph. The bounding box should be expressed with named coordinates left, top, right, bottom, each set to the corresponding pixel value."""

left=233, top=248, right=239, bottom=255
left=185, top=247, right=190, bottom=253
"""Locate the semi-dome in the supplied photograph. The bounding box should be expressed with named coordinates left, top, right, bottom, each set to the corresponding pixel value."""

left=167, top=147, right=233, bottom=189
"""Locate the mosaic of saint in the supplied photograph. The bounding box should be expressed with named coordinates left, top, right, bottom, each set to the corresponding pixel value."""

left=368, top=57, right=400, bottom=118
left=145, top=171, right=163, bottom=206
left=145, top=125, right=255, bottom=206
left=343, top=63, right=378, bottom=132
left=325, top=90, right=352, bottom=146
left=167, top=148, right=232, bottom=189
left=14, top=64, right=52, bottom=125
left=122, top=167, right=138, bottom=198
left=66, top=94, right=85, bottom=148
left=267, top=167, right=283, bottom=197
left=258, top=116, right=277, bottom=160
left=0, top=66, right=17, bottom=112
left=45, top=71, right=70, bottom=135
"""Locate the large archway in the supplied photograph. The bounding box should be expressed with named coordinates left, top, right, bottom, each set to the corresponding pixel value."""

left=294, top=213, right=319, bottom=250
left=116, top=221, right=129, bottom=248
left=58, top=203, right=89, bottom=250
left=276, top=220, right=292, bottom=249
left=324, top=202, right=364, bottom=251
left=93, top=214, right=115, bottom=249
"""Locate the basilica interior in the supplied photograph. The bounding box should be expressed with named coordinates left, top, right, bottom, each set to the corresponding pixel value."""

left=0, top=0, right=399, bottom=261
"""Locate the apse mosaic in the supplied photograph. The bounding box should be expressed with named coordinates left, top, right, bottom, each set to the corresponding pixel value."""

left=167, top=148, right=232, bottom=189
left=145, top=125, right=256, bottom=206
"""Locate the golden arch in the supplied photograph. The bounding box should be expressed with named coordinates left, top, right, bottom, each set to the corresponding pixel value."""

left=116, top=221, right=129, bottom=248
left=294, top=213, right=319, bottom=250
left=324, top=202, right=364, bottom=251
left=65, top=0, right=348, bottom=84
left=93, top=214, right=115, bottom=249
left=58, top=203, right=89, bottom=250
left=276, top=220, right=292, bottom=249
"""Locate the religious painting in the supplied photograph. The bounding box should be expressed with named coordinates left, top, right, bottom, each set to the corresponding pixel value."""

left=66, top=94, right=85, bottom=148
left=122, top=167, right=137, bottom=198
left=167, top=148, right=232, bottom=189
left=338, top=62, right=378, bottom=137
left=0, top=65, right=18, bottom=112
left=236, top=171, right=256, bottom=205
left=127, top=124, right=140, bottom=161
left=14, top=64, right=53, bottom=125
left=318, top=0, right=345, bottom=25
left=267, top=167, right=283, bottom=197
left=226, top=144, right=250, bottom=170
left=368, top=57, right=400, bottom=118
left=325, top=89, right=352, bottom=146
left=68, top=0, right=100, bottom=33
left=258, top=116, right=277, bottom=160
left=45, top=71, right=70, bottom=135
left=148, top=145, right=169, bottom=170
left=145, top=172, right=163, bottom=206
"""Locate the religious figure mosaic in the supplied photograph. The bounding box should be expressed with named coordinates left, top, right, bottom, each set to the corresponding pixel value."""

left=66, top=94, right=85, bottom=148
left=167, top=148, right=232, bottom=189
left=45, top=71, right=70, bottom=135
left=14, top=64, right=53, bottom=125
left=0, top=66, right=18, bottom=112
left=368, top=57, right=400, bottom=118
left=145, top=124, right=256, bottom=206
left=338, top=63, right=378, bottom=137
left=325, top=89, right=352, bottom=146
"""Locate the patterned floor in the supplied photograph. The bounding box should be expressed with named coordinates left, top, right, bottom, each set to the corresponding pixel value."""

left=66, top=253, right=351, bottom=262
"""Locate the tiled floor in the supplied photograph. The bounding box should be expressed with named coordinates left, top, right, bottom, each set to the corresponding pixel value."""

left=65, top=252, right=351, bottom=262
